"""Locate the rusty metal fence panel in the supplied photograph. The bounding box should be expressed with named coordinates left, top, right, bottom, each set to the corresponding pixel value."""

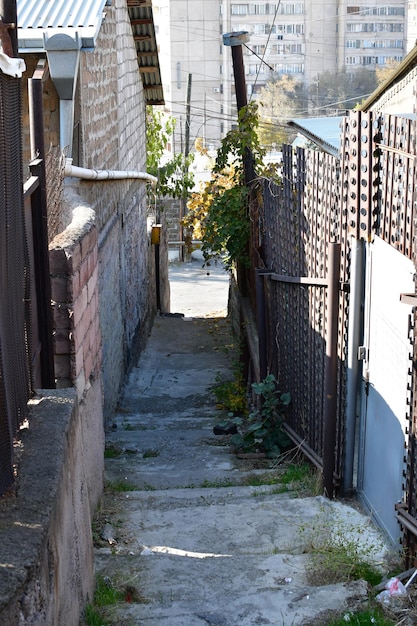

left=262, top=147, right=346, bottom=481
left=260, top=111, right=380, bottom=491
left=259, top=109, right=417, bottom=546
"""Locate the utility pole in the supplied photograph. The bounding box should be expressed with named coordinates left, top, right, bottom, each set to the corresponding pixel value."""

left=184, top=73, right=192, bottom=159
left=179, top=73, right=192, bottom=261
left=223, top=31, right=255, bottom=185
left=223, top=30, right=263, bottom=384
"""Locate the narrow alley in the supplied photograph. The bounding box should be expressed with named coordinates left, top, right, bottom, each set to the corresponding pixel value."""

left=92, top=259, right=391, bottom=626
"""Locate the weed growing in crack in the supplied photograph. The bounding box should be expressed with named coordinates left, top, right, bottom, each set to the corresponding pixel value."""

left=325, top=606, right=394, bottom=625
left=82, top=573, right=150, bottom=626
left=299, top=508, right=385, bottom=586
left=105, top=479, right=137, bottom=492
left=104, top=445, right=122, bottom=459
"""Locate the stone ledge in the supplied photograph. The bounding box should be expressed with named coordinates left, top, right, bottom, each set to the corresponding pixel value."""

left=0, top=388, right=102, bottom=625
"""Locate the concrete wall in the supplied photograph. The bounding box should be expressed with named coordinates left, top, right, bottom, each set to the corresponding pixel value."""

left=0, top=388, right=103, bottom=625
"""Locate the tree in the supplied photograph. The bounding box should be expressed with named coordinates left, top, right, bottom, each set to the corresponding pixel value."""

left=146, top=106, right=194, bottom=198
left=257, top=75, right=304, bottom=148
left=376, top=59, right=400, bottom=86
left=311, top=69, right=378, bottom=113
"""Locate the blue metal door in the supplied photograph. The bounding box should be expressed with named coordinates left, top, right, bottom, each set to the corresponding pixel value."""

left=358, top=236, right=414, bottom=543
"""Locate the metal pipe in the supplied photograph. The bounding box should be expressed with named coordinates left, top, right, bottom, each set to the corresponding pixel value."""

left=323, top=242, right=341, bottom=498
left=343, top=237, right=364, bottom=494
left=64, top=160, right=157, bottom=185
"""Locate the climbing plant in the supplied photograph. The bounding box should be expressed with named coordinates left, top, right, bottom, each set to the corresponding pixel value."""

left=183, top=102, right=267, bottom=269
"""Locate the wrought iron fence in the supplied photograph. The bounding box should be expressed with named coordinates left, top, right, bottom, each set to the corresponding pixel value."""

left=260, top=146, right=348, bottom=493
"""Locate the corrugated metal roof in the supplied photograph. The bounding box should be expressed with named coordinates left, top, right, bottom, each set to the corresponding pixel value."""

left=288, top=117, right=343, bottom=158
left=127, top=1, right=164, bottom=105
left=17, top=0, right=108, bottom=50
left=17, top=0, right=164, bottom=105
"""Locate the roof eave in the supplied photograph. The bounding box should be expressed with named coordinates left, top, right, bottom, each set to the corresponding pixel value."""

left=359, top=45, right=417, bottom=111
left=287, top=121, right=340, bottom=159
left=18, top=26, right=100, bottom=53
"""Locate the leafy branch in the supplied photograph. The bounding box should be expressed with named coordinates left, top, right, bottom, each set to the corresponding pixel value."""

left=183, top=103, right=264, bottom=268
left=146, top=106, right=194, bottom=199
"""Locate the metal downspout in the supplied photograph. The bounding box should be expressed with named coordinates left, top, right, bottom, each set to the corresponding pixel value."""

left=343, top=237, right=364, bottom=494
left=44, top=33, right=81, bottom=158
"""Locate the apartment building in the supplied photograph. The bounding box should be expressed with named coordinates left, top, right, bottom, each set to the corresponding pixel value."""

left=153, top=0, right=408, bottom=153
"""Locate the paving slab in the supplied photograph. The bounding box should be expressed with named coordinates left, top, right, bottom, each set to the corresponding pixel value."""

left=93, top=260, right=393, bottom=625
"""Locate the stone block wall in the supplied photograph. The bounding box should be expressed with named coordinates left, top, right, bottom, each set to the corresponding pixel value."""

left=49, top=188, right=102, bottom=396
left=21, top=0, right=154, bottom=423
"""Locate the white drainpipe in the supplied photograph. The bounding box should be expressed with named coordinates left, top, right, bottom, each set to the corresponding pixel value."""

left=64, top=159, right=157, bottom=186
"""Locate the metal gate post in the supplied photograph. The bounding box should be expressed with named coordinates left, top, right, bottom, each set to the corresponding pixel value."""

left=28, top=64, right=55, bottom=388
left=323, top=242, right=341, bottom=498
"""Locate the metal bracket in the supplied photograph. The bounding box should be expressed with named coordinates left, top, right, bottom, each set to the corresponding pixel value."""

left=358, top=346, right=367, bottom=361
left=400, top=293, right=417, bottom=306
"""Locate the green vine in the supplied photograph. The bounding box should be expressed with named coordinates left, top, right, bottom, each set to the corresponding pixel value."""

left=183, top=102, right=265, bottom=269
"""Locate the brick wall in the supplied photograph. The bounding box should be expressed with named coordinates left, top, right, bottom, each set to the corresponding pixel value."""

left=49, top=192, right=102, bottom=397
left=67, top=0, right=155, bottom=420
left=22, top=1, right=156, bottom=419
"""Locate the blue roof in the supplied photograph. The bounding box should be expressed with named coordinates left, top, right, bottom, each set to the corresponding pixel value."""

left=288, top=117, right=343, bottom=157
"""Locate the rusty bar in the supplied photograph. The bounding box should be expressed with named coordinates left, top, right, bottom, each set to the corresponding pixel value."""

left=0, top=0, right=17, bottom=56
left=322, top=242, right=341, bottom=498
left=23, top=175, right=40, bottom=199
left=269, top=273, right=328, bottom=287
left=28, top=70, right=55, bottom=388
left=255, top=269, right=267, bottom=381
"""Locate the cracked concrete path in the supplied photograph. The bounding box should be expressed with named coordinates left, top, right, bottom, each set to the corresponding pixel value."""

left=92, top=259, right=391, bottom=625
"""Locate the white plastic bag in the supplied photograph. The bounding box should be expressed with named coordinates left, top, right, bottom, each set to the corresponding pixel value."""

left=376, top=577, right=407, bottom=604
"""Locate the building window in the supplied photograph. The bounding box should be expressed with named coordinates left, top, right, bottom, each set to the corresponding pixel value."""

left=252, top=23, right=277, bottom=34
left=273, top=43, right=303, bottom=54
left=277, top=3, right=304, bottom=14
left=276, top=23, right=304, bottom=35
left=231, top=4, right=248, bottom=15
left=346, top=23, right=363, bottom=32
left=274, top=62, right=304, bottom=74
left=348, top=5, right=405, bottom=17
left=249, top=3, right=267, bottom=14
